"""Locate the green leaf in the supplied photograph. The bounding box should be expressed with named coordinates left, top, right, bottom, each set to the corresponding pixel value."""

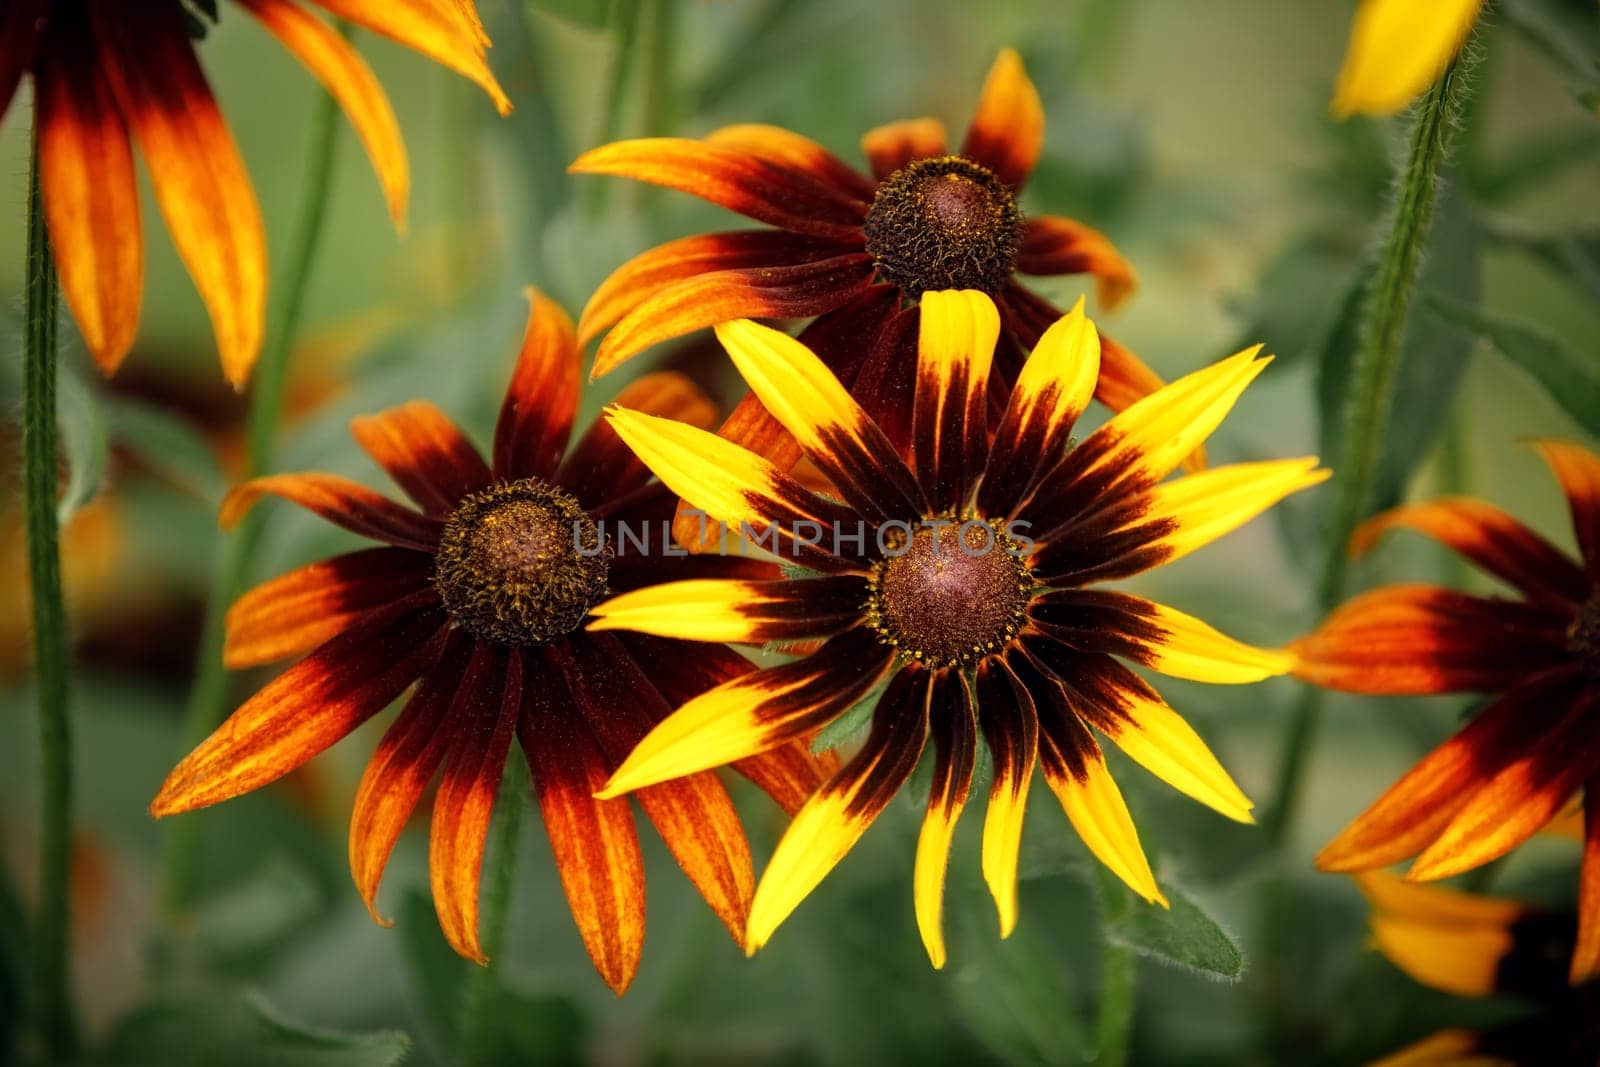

left=1097, top=870, right=1244, bottom=981
left=105, top=400, right=227, bottom=505
left=1428, top=296, right=1600, bottom=435
left=54, top=365, right=107, bottom=524
left=811, top=681, right=885, bottom=752
left=100, top=992, right=410, bottom=1067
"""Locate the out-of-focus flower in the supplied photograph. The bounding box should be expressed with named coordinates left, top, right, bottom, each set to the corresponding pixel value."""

left=571, top=49, right=1159, bottom=470
left=1293, top=441, right=1600, bottom=983
left=150, top=291, right=832, bottom=993
left=0, top=0, right=509, bottom=387
left=588, top=290, right=1325, bottom=965
left=1358, top=873, right=1599, bottom=1066
left=1331, top=0, right=1482, bottom=118
left=0, top=494, right=124, bottom=678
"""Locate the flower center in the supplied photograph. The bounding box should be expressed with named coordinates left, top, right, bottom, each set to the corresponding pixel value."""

left=434, top=479, right=609, bottom=646
left=865, top=520, right=1032, bottom=668
left=862, top=156, right=1023, bottom=296
left=1571, top=589, right=1600, bottom=686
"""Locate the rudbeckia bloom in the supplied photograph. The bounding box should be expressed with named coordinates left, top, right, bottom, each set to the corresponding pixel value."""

left=1293, top=441, right=1600, bottom=983
left=571, top=48, right=1159, bottom=464
left=587, top=290, right=1327, bottom=965
left=150, top=292, right=830, bottom=993
left=0, top=0, right=509, bottom=386
left=1356, top=874, right=1596, bottom=1066
left=1332, top=0, right=1481, bottom=118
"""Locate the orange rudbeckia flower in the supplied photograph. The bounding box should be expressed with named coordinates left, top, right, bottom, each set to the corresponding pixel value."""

left=150, top=292, right=830, bottom=993
left=571, top=48, right=1157, bottom=465
left=1293, top=441, right=1600, bottom=984
left=0, top=0, right=509, bottom=387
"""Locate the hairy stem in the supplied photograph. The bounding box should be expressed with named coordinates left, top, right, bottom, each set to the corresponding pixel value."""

left=460, top=764, right=526, bottom=1066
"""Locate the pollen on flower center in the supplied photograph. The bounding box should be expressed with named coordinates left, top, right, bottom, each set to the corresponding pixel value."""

left=1571, top=590, right=1600, bottom=685
left=865, top=520, right=1032, bottom=668
left=434, top=479, right=609, bottom=646
left=862, top=155, right=1023, bottom=296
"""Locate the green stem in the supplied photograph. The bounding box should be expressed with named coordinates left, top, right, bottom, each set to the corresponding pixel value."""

left=160, top=68, right=346, bottom=920
left=1265, top=47, right=1478, bottom=848
left=1094, top=942, right=1135, bottom=1067
left=460, top=764, right=525, bottom=1067
left=24, top=121, right=75, bottom=1063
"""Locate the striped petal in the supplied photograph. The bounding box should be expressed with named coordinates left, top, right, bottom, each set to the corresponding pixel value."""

left=1033, top=671, right=1164, bottom=905
left=598, top=629, right=895, bottom=798
left=974, top=659, right=1038, bottom=937
left=914, top=290, right=999, bottom=513
left=714, top=317, right=926, bottom=523
left=1536, top=439, right=1600, bottom=576
left=91, top=1, right=266, bottom=387
left=1574, top=786, right=1600, bottom=985
left=1332, top=0, right=1483, bottom=118
left=914, top=671, right=977, bottom=968
left=591, top=254, right=874, bottom=381
left=520, top=660, right=646, bottom=994
left=558, top=372, right=716, bottom=511
left=1029, top=590, right=1292, bottom=684
left=1352, top=497, right=1588, bottom=604
left=491, top=289, right=580, bottom=481
left=36, top=17, right=142, bottom=375
left=746, top=667, right=932, bottom=953
left=556, top=635, right=755, bottom=947
left=577, top=230, right=845, bottom=346
left=569, top=138, right=867, bottom=236
left=1016, top=217, right=1137, bottom=310
left=309, top=0, right=511, bottom=114
left=1409, top=691, right=1600, bottom=882
left=351, top=401, right=492, bottom=515
left=614, top=633, right=836, bottom=814
left=238, top=0, right=408, bottom=224
left=221, top=473, right=444, bottom=552
left=1290, top=585, right=1573, bottom=695
left=861, top=117, right=947, bottom=181
left=601, top=404, right=859, bottom=570
left=704, top=123, right=877, bottom=202
left=1317, top=671, right=1581, bottom=872
left=349, top=633, right=473, bottom=925
left=224, top=546, right=434, bottom=668
left=979, top=295, right=1099, bottom=516
left=150, top=600, right=447, bottom=816
left=960, top=48, right=1043, bottom=189
left=589, top=576, right=867, bottom=645
left=1029, top=643, right=1254, bottom=823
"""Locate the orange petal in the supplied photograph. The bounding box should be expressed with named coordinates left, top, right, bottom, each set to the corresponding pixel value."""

left=1352, top=497, right=1588, bottom=605
left=351, top=400, right=492, bottom=515
left=705, top=123, right=876, bottom=202
left=1573, top=785, right=1600, bottom=984
left=569, top=138, right=866, bottom=236
left=1534, top=439, right=1600, bottom=576
left=1017, top=216, right=1138, bottom=311
left=224, top=546, right=434, bottom=668
left=221, top=472, right=443, bottom=551
left=1289, top=584, right=1571, bottom=695
left=1316, top=672, right=1582, bottom=872
left=860, top=117, right=946, bottom=181
left=349, top=632, right=472, bottom=924
left=960, top=48, right=1044, bottom=188
left=90, top=2, right=266, bottom=388
left=36, top=18, right=142, bottom=374
left=591, top=254, right=875, bottom=380
left=578, top=230, right=845, bottom=347
left=557, top=371, right=717, bottom=509
left=151, top=599, right=447, bottom=816
left=237, top=0, right=409, bottom=225
left=491, top=288, right=581, bottom=481
left=522, top=664, right=647, bottom=995
left=309, top=0, right=510, bottom=115
left=1408, top=691, right=1600, bottom=882
left=429, top=644, right=521, bottom=964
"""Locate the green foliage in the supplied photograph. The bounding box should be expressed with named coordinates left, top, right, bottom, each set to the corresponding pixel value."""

left=1096, top=872, right=1246, bottom=982
left=105, top=400, right=227, bottom=505
left=100, top=993, right=410, bottom=1067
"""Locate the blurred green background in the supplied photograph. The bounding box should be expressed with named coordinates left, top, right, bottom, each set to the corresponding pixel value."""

left=1, top=0, right=1598, bottom=1062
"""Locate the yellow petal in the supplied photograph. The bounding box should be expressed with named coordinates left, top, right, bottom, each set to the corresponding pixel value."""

left=1132, top=457, right=1331, bottom=564
left=1041, top=726, right=1166, bottom=906
left=1332, top=0, right=1483, bottom=118
left=1143, top=602, right=1295, bottom=684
